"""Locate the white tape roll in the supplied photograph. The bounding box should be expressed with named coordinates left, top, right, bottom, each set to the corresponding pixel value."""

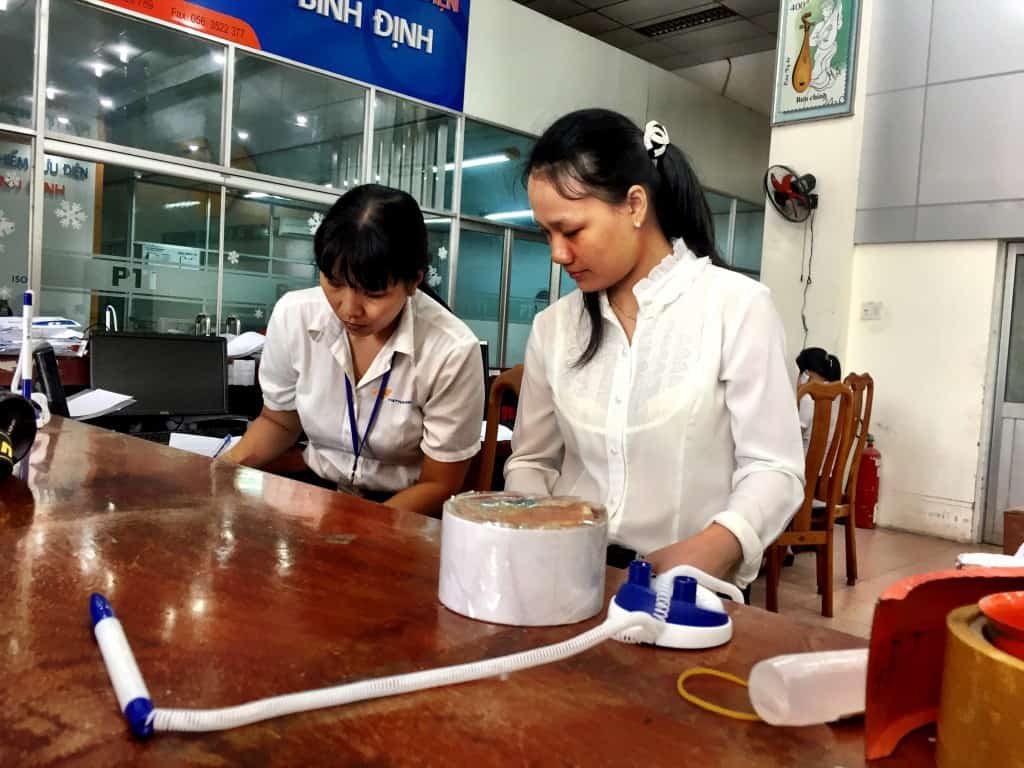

left=438, top=493, right=608, bottom=626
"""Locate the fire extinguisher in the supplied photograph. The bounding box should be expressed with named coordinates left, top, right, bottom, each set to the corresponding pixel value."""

left=855, top=434, right=881, bottom=529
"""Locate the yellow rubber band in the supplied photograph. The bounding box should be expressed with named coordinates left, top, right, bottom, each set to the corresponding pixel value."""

left=676, top=667, right=762, bottom=722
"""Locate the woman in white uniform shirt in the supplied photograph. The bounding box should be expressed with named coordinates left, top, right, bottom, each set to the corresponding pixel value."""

left=504, top=110, right=804, bottom=587
left=224, top=185, right=484, bottom=516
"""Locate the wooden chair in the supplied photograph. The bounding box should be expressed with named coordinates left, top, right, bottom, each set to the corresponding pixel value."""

left=828, top=372, right=875, bottom=586
left=766, top=379, right=854, bottom=617
left=470, top=364, right=523, bottom=491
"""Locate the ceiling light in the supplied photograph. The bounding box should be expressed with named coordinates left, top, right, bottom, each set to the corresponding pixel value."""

left=484, top=210, right=534, bottom=222
left=56, top=116, right=70, bottom=126
left=445, top=153, right=509, bottom=171
left=46, top=86, right=57, bottom=101
left=164, top=200, right=201, bottom=209
left=236, top=130, right=249, bottom=141
left=90, top=61, right=107, bottom=78
left=425, top=218, right=452, bottom=226
left=213, top=52, right=225, bottom=66
left=118, top=45, right=130, bottom=63
left=99, top=97, right=114, bottom=109
left=245, top=192, right=269, bottom=199
left=0, top=1, right=8, bottom=11
left=187, top=144, right=199, bottom=152
left=295, top=114, right=308, bottom=127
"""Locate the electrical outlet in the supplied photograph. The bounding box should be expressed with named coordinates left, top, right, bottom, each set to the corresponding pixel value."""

left=860, top=301, right=882, bottom=321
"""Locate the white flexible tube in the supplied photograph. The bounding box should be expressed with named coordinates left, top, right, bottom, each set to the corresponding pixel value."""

left=150, top=611, right=660, bottom=733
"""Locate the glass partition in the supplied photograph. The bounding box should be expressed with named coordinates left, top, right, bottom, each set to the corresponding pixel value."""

left=505, top=236, right=549, bottom=366
left=232, top=51, right=365, bottom=188
left=0, top=132, right=31, bottom=312
left=454, top=225, right=503, bottom=367
left=0, top=0, right=36, bottom=128
left=460, top=120, right=535, bottom=228
left=48, top=0, right=224, bottom=162
left=40, top=160, right=220, bottom=332
left=373, top=93, right=456, bottom=212
left=221, top=190, right=327, bottom=332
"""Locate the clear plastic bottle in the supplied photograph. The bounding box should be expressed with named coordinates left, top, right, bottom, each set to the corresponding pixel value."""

left=747, top=648, right=869, bottom=726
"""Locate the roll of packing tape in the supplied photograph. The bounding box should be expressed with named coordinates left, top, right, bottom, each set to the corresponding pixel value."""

left=937, top=605, right=1024, bottom=768
left=438, top=492, right=608, bottom=626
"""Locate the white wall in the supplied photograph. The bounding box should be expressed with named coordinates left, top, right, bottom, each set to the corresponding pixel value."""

left=761, top=0, right=876, bottom=364
left=844, top=241, right=1001, bottom=541
left=675, top=50, right=776, bottom=117
left=646, top=67, right=769, bottom=203
left=463, top=0, right=770, bottom=203
left=463, top=0, right=648, bottom=134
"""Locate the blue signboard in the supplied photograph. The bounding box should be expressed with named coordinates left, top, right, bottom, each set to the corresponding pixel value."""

left=102, top=0, right=470, bottom=111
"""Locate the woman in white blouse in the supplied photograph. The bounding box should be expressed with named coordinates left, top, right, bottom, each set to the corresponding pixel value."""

left=224, top=185, right=484, bottom=517
left=504, top=110, right=804, bottom=587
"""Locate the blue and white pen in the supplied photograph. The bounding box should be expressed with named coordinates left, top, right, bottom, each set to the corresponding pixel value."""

left=19, top=290, right=33, bottom=401
left=212, top=434, right=232, bottom=458
left=90, top=594, right=155, bottom=738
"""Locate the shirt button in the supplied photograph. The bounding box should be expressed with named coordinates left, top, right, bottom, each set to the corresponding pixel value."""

left=610, top=447, right=619, bottom=456
left=614, top=395, right=624, bottom=405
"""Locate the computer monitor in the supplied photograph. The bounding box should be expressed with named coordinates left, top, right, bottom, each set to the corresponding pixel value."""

left=89, top=332, right=228, bottom=417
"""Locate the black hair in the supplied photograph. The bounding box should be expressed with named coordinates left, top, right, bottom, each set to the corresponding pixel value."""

left=525, top=108, right=724, bottom=366
left=796, top=347, right=842, bottom=382
left=313, top=184, right=449, bottom=308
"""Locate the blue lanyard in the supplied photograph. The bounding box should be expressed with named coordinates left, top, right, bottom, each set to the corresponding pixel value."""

left=344, top=352, right=395, bottom=485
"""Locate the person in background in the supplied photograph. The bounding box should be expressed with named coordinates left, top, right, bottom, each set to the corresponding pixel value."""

left=796, top=347, right=842, bottom=454
left=503, top=108, right=804, bottom=588
left=222, top=185, right=484, bottom=517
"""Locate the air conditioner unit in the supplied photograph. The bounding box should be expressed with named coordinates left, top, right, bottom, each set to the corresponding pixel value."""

left=277, top=217, right=314, bottom=238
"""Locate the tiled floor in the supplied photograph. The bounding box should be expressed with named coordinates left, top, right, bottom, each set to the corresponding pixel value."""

left=747, top=526, right=1002, bottom=638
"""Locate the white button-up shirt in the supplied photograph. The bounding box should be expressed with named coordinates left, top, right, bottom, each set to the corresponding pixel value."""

left=260, top=288, right=485, bottom=494
left=504, top=241, right=804, bottom=586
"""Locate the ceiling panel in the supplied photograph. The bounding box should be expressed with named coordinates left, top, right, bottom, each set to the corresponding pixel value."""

left=750, top=11, right=779, bottom=32
left=522, top=0, right=779, bottom=74
left=523, top=0, right=590, bottom=21
left=600, top=0, right=713, bottom=27
left=718, top=0, right=780, bottom=15
left=573, top=0, right=626, bottom=9
left=596, top=26, right=650, bottom=48
left=562, top=11, right=622, bottom=35
left=659, top=18, right=765, bottom=52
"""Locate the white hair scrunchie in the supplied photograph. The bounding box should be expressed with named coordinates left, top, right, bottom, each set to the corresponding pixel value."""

left=643, top=120, right=669, bottom=161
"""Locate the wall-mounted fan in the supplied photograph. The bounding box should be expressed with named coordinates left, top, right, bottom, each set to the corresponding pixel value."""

left=764, top=165, right=818, bottom=223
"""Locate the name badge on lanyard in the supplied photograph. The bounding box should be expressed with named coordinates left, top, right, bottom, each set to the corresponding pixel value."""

left=343, top=352, right=396, bottom=488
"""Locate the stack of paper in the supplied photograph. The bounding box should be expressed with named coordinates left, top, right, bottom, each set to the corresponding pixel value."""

left=66, top=389, right=136, bottom=420
left=168, top=433, right=242, bottom=458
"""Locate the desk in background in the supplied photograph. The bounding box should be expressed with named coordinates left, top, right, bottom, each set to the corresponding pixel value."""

left=0, top=418, right=933, bottom=766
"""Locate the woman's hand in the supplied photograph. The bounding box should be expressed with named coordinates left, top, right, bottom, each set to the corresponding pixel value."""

left=644, top=523, right=743, bottom=580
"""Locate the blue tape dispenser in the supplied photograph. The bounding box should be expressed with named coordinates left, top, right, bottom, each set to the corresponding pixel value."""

left=608, top=560, right=745, bottom=649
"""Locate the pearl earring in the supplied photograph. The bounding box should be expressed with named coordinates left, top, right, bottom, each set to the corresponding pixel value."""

left=633, top=221, right=641, bottom=229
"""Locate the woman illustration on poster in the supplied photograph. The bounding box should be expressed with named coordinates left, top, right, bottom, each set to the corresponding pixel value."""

left=809, top=0, right=843, bottom=92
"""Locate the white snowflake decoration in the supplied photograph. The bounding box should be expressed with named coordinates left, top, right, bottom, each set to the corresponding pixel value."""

left=227, top=250, right=240, bottom=266
left=307, top=212, right=324, bottom=236
left=55, top=200, right=87, bottom=230
left=0, top=286, right=10, bottom=300
left=4, top=175, right=21, bottom=189
left=425, top=265, right=443, bottom=289
left=0, top=209, right=14, bottom=238
left=437, top=246, right=448, bottom=262
left=254, top=308, right=264, bottom=319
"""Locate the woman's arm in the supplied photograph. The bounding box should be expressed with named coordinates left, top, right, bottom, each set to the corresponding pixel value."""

left=503, top=317, right=564, bottom=494
left=221, top=406, right=302, bottom=467
left=648, top=288, right=805, bottom=584
left=385, top=455, right=472, bottom=517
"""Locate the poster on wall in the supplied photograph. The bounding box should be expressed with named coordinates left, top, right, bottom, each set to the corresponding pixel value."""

left=772, top=0, right=861, bottom=125
left=97, top=0, right=471, bottom=111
